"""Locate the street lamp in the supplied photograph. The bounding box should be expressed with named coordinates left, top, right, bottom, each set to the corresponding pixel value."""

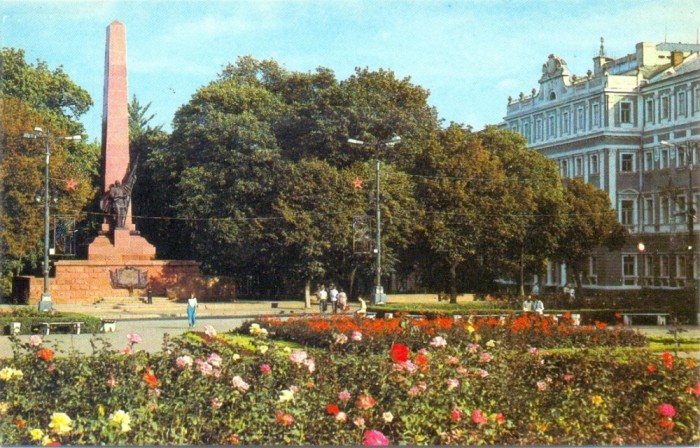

left=23, top=127, right=81, bottom=311
left=347, top=135, right=401, bottom=305
left=661, top=140, right=698, bottom=323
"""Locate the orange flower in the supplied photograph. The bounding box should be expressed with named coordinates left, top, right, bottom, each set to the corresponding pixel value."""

left=356, top=393, right=376, bottom=410
left=414, top=353, right=429, bottom=366
left=227, top=434, right=240, bottom=445
left=143, top=369, right=158, bottom=388
left=646, top=364, right=657, bottom=374
left=15, top=419, right=26, bottom=427
left=37, top=348, right=54, bottom=362
left=275, top=411, right=294, bottom=426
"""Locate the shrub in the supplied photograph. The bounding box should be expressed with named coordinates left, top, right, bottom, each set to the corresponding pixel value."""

left=0, top=308, right=102, bottom=335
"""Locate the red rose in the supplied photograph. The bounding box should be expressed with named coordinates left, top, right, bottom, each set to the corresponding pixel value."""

left=390, top=344, right=409, bottom=363
left=37, top=348, right=54, bottom=362
left=143, top=370, right=158, bottom=388
left=326, top=404, right=340, bottom=415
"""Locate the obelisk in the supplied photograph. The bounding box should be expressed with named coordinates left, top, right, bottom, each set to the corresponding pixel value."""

left=102, top=20, right=133, bottom=231
left=88, top=20, right=155, bottom=261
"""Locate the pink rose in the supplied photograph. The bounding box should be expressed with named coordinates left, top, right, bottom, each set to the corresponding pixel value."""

left=260, top=364, right=271, bottom=375
left=203, top=325, right=217, bottom=337
left=351, top=331, right=362, bottom=342
left=28, top=335, right=43, bottom=346
left=480, top=352, right=492, bottom=363
left=430, top=336, right=447, bottom=348
left=127, top=332, right=142, bottom=344
left=207, top=353, right=222, bottom=367
left=289, top=350, right=308, bottom=364
left=338, top=390, right=352, bottom=401
left=362, top=429, right=390, bottom=446
left=176, top=355, right=193, bottom=369
left=658, top=403, right=676, bottom=417
left=471, top=409, right=488, bottom=426
left=450, top=407, right=463, bottom=421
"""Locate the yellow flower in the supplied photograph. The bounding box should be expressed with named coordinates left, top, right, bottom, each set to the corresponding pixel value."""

left=108, top=410, right=132, bottom=433
left=486, top=339, right=496, bottom=348
left=0, top=402, right=9, bottom=415
left=258, top=345, right=269, bottom=354
left=283, top=347, right=292, bottom=354
left=0, top=367, right=23, bottom=381
left=279, top=389, right=294, bottom=402
left=467, top=325, right=475, bottom=334
left=41, top=435, right=53, bottom=446
left=232, top=354, right=241, bottom=361
left=29, top=428, right=44, bottom=441
left=591, top=395, right=603, bottom=406
left=49, top=412, right=73, bottom=435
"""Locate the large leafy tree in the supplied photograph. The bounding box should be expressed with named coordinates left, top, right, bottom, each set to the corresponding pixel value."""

left=480, top=127, right=568, bottom=296
left=414, top=124, right=517, bottom=302
left=555, top=179, right=626, bottom=290
left=1, top=49, right=97, bottom=299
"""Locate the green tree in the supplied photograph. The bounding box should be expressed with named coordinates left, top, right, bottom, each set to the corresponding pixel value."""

left=414, top=124, right=517, bottom=302
left=128, top=95, right=163, bottom=140
left=1, top=47, right=92, bottom=133
left=0, top=98, right=97, bottom=298
left=555, top=178, right=626, bottom=291
left=480, top=127, right=568, bottom=296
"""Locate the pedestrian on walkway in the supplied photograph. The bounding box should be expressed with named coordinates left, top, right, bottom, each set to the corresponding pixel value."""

left=187, top=293, right=198, bottom=327
left=337, top=289, right=348, bottom=312
left=329, top=283, right=339, bottom=314
left=146, top=285, right=153, bottom=305
left=317, top=285, right=328, bottom=312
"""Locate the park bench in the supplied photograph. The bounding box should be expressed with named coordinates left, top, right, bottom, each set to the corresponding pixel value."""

left=621, top=313, right=669, bottom=326
left=39, top=321, right=83, bottom=335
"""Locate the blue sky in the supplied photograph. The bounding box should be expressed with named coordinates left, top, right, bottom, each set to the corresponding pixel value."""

left=2, top=0, right=699, bottom=142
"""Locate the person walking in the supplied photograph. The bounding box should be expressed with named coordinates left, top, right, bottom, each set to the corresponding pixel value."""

left=317, top=285, right=328, bottom=313
left=187, top=293, right=198, bottom=327
left=337, top=289, right=348, bottom=312
left=534, top=298, right=544, bottom=315
left=329, top=284, right=339, bottom=314
left=146, top=285, right=153, bottom=305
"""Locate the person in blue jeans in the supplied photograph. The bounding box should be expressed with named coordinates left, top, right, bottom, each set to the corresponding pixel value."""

left=187, top=293, right=198, bottom=327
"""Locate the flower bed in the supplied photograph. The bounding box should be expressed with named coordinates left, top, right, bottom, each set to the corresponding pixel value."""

left=242, top=313, right=648, bottom=351
left=0, top=323, right=696, bottom=445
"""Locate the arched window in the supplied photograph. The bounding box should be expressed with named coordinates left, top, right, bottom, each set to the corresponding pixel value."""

left=549, top=92, right=556, bottom=101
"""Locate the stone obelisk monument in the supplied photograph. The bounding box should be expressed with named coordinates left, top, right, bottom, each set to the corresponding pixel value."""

left=21, top=21, right=230, bottom=305
left=88, top=20, right=156, bottom=261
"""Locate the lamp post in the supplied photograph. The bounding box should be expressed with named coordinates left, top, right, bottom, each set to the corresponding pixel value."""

left=348, top=135, right=401, bottom=304
left=23, top=127, right=81, bottom=311
left=661, top=140, right=698, bottom=323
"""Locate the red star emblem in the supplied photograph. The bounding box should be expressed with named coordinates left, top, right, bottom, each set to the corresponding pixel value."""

left=353, top=177, right=363, bottom=189
left=66, top=178, right=78, bottom=191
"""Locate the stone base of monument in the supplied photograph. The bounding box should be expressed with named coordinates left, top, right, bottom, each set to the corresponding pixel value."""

left=19, top=259, right=236, bottom=305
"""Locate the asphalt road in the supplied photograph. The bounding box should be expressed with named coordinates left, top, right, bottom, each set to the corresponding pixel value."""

left=0, top=316, right=251, bottom=359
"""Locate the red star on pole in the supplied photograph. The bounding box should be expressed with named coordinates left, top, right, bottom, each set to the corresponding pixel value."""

left=353, top=177, right=364, bottom=189
left=66, top=178, right=78, bottom=191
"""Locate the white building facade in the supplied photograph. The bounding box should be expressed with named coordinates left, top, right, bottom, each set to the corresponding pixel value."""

left=504, top=40, right=700, bottom=291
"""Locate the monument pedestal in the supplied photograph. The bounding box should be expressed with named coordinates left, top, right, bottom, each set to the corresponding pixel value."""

left=88, top=228, right=156, bottom=262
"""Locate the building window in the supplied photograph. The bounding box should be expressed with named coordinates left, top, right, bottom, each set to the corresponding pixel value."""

left=574, top=157, right=583, bottom=177
left=562, top=111, right=570, bottom=134
left=620, top=153, right=634, bottom=172
left=511, top=124, right=519, bottom=133
left=620, top=102, right=632, bottom=123
left=660, top=255, right=669, bottom=277
left=676, top=195, right=687, bottom=224
left=560, top=160, right=569, bottom=178
left=644, top=255, right=654, bottom=277
left=645, top=99, right=654, bottom=122
left=660, top=148, right=669, bottom=169
left=677, top=91, right=687, bottom=117
left=577, top=107, right=584, bottom=131
left=678, top=148, right=687, bottom=167
left=522, top=122, right=530, bottom=142
left=536, top=119, right=543, bottom=140
left=644, top=151, right=653, bottom=171
left=695, top=88, right=700, bottom=112
left=644, top=197, right=654, bottom=225
left=589, top=154, right=599, bottom=174
left=622, top=255, right=637, bottom=284
left=592, top=103, right=600, bottom=127
left=548, top=115, right=556, bottom=138
left=621, top=200, right=635, bottom=227
left=677, top=255, right=687, bottom=279
left=661, top=96, right=670, bottom=120
left=660, top=197, right=670, bottom=223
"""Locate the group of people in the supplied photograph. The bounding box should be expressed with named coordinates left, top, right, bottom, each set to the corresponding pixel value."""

left=316, top=283, right=348, bottom=313
left=522, top=295, right=544, bottom=314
